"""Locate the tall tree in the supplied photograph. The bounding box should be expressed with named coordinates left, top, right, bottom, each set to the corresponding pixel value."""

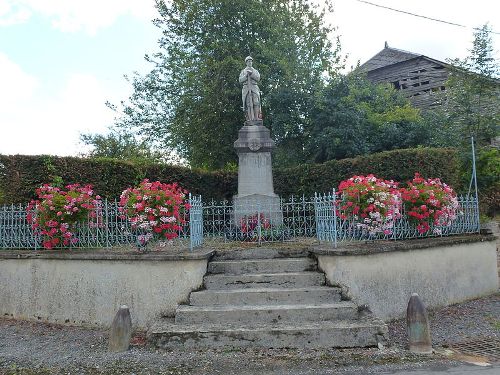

left=307, top=73, right=428, bottom=162
left=80, top=128, right=170, bottom=163
left=437, top=24, right=499, bottom=147
left=108, top=0, right=342, bottom=170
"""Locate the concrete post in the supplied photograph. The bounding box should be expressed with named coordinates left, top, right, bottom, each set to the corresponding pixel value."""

left=406, top=293, right=432, bottom=354
left=109, top=305, right=132, bottom=352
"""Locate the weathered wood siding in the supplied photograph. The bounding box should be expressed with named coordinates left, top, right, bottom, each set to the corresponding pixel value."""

left=366, top=57, right=449, bottom=110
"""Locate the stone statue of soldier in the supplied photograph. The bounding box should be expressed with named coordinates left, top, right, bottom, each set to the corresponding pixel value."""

left=239, top=56, right=262, bottom=123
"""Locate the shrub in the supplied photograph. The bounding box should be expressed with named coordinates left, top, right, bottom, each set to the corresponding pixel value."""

left=337, top=174, right=401, bottom=235
left=119, top=179, right=189, bottom=246
left=400, top=173, right=459, bottom=234
left=0, top=148, right=461, bottom=204
left=26, top=184, right=101, bottom=249
left=274, top=148, right=461, bottom=197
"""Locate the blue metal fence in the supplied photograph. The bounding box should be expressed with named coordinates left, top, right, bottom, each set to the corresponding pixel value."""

left=200, top=196, right=317, bottom=245
left=0, top=196, right=203, bottom=251
left=0, top=192, right=481, bottom=250
left=314, top=190, right=480, bottom=247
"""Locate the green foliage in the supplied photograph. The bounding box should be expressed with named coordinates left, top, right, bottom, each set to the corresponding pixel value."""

left=80, top=128, right=171, bottom=163
left=437, top=24, right=499, bottom=147
left=0, top=154, right=237, bottom=204
left=307, top=73, right=430, bottom=162
left=274, top=148, right=461, bottom=197
left=110, top=0, right=342, bottom=170
left=0, top=148, right=460, bottom=204
left=475, top=147, right=500, bottom=216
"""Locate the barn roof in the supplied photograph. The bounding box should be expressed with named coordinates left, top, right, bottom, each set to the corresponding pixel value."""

left=360, top=42, right=421, bottom=72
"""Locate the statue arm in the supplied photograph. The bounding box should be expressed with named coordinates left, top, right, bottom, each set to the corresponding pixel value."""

left=239, top=70, right=248, bottom=84
left=252, top=69, right=260, bottom=82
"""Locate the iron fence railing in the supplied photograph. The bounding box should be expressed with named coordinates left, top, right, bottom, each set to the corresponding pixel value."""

left=314, top=190, right=480, bottom=247
left=201, top=196, right=317, bottom=245
left=0, top=192, right=480, bottom=250
left=0, top=195, right=203, bottom=251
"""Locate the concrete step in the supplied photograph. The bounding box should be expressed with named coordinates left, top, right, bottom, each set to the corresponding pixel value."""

left=208, top=258, right=317, bottom=275
left=204, top=272, right=325, bottom=290
left=148, top=318, right=388, bottom=349
left=190, top=286, right=341, bottom=306
left=174, top=302, right=358, bottom=324
left=213, top=247, right=310, bottom=261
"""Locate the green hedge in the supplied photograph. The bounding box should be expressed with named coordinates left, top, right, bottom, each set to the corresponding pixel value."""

left=0, top=155, right=237, bottom=204
left=0, top=148, right=461, bottom=204
left=274, top=148, right=462, bottom=197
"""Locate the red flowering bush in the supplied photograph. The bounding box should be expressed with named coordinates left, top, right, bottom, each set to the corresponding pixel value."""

left=400, top=173, right=459, bottom=234
left=338, top=174, right=401, bottom=235
left=27, top=184, right=101, bottom=249
left=119, top=179, right=190, bottom=245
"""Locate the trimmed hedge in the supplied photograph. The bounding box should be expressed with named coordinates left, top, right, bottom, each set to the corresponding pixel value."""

left=274, top=148, right=462, bottom=197
left=0, top=155, right=237, bottom=204
left=0, top=148, right=461, bottom=204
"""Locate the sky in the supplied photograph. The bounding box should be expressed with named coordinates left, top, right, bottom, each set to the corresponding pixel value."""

left=0, top=0, right=498, bottom=157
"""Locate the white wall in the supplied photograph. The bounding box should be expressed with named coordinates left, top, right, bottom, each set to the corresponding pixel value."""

left=0, top=257, right=208, bottom=328
left=316, top=240, right=498, bottom=320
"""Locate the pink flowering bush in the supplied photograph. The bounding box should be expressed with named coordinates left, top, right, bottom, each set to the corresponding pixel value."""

left=240, top=213, right=271, bottom=234
left=119, top=179, right=190, bottom=245
left=338, top=174, right=401, bottom=235
left=400, top=173, right=459, bottom=234
left=27, top=184, right=101, bottom=249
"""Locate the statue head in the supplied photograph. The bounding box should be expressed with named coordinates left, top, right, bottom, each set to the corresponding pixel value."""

left=245, top=56, right=253, bottom=67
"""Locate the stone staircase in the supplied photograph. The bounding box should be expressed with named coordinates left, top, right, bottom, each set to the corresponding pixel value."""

left=148, top=248, right=388, bottom=349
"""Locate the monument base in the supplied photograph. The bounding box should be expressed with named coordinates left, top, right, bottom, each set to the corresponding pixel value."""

left=233, top=194, right=283, bottom=226
left=233, top=121, right=282, bottom=227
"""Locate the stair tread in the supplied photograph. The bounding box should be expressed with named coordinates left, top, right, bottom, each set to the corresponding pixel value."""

left=177, top=301, right=355, bottom=312
left=192, top=286, right=339, bottom=294
left=210, top=258, right=314, bottom=264
left=205, top=271, right=322, bottom=277
left=150, top=317, right=386, bottom=334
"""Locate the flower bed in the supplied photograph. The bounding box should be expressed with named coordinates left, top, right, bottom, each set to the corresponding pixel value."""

left=400, top=173, right=460, bottom=234
left=337, top=173, right=461, bottom=236
left=119, top=179, right=190, bottom=247
left=337, top=174, right=401, bottom=236
left=26, top=184, right=101, bottom=249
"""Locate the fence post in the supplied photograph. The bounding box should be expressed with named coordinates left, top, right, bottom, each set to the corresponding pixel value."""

left=332, top=189, right=337, bottom=249
left=470, top=137, right=480, bottom=233
left=189, top=194, right=203, bottom=251
left=105, top=199, right=110, bottom=248
left=314, top=193, right=320, bottom=242
left=189, top=193, right=194, bottom=252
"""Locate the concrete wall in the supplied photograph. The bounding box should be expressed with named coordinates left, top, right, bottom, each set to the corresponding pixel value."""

left=0, top=252, right=211, bottom=328
left=315, top=239, right=498, bottom=321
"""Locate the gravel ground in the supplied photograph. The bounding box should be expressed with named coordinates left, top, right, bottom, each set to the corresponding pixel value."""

left=1, top=291, right=499, bottom=375
left=2, top=233, right=499, bottom=374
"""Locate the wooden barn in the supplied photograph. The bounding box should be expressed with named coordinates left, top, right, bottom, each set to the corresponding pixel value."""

left=360, top=43, right=450, bottom=110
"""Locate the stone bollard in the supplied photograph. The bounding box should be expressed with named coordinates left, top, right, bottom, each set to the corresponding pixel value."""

left=406, top=293, right=433, bottom=354
left=109, top=305, right=132, bottom=352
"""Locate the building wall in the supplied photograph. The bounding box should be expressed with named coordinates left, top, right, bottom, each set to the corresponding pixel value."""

left=366, top=57, right=449, bottom=110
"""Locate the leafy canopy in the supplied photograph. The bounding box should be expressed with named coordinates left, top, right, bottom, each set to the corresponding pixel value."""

left=307, top=73, right=428, bottom=162
left=108, top=0, right=342, bottom=170
left=434, top=24, right=499, bottom=147
left=80, top=128, right=170, bottom=163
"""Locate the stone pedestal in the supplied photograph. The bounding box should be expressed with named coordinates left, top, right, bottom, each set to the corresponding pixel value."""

left=233, top=122, right=282, bottom=224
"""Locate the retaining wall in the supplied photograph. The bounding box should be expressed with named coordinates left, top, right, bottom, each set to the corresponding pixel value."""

left=312, top=235, right=498, bottom=321
left=0, top=249, right=213, bottom=328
